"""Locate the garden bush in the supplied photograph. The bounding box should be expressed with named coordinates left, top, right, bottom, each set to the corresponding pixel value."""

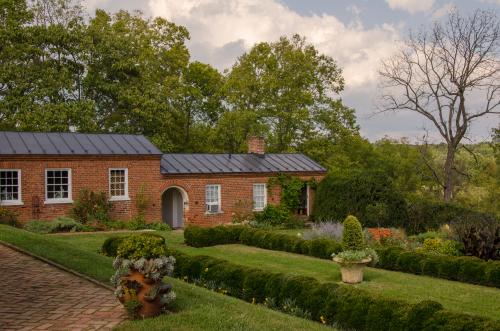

left=303, top=221, right=343, bottom=241
left=24, top=217, right=92, bottom=233
left=313, top=170, right=408, bottom=228
left=0, top=206, right=18, bottom=226
left=102, top=233, right=166, bottom=257
left=116, top=233, right=167, bottom=259
left=376, top=247, right=500, bottom=287
left=342, top=215, right=364, bottom=251
left=71, top=189, right=111, bottom=224
left=451, top=213, right=500, bottom=260
left=251, top=204, right=303, bottom=228
left=169, top=250, right=500, bottom=331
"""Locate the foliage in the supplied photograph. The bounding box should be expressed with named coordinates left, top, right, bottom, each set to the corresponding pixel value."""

left=416, top=238, right=461, bottom=256
left=123, top=297, right=143, bottom=319
left=268, top=174, right=306, bottom=211
left=184, top=226, right=342, bottom=260
left=376, top=247, right=500, bottom=288
left=223, top=34, right=356, bottom=153
left=313, top=170, right=408, bottom=228
left=135, top=185, right=149, bottom=221
left=342, top=215, right=364, bottom=251
left=303, top=221, right=343, bottom=241
left=24, top=217, right=93, bottom=233
left=171, top=249, right=500, bottom=330
left=71, top=189, right=111, bottom=224
left=116, top=234, right=167, bottom=260
left=251, top=204, right=303, bottom=229
left=334, top=248, right=379, bottom=265
left=451, top=214, right=500, bottom=260
left=0, top=207, right=18, bottom=226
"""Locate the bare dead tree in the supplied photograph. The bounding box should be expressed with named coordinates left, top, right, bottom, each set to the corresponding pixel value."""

left=379, top=8, right=500, bottom=201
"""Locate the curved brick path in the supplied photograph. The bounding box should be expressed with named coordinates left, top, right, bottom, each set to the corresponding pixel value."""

left=0, top=245, right=126, bottom=331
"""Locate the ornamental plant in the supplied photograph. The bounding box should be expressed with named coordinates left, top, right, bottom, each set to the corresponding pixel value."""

left=111, top=233, right=176, bottom=319
left=342, top=215, right=364, bottom=251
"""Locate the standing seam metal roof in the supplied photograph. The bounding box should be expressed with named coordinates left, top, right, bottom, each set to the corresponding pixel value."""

left=0, top=131, right=162, bottom=156
left=161, top=153, right=326, bottom=174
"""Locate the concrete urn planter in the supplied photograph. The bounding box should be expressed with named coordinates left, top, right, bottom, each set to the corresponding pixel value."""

left=333, top=257, right=372, bottom=284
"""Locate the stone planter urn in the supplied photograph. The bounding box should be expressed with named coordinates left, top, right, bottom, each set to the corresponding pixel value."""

left=333, top=256, right=372, bottom=284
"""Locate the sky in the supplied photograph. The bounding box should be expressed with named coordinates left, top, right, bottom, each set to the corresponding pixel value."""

left=82, top=0, right=500, bottom=142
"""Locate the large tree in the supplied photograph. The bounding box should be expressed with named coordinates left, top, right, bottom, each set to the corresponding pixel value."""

left=379, top=9, right=500, bottom=201
left=224, top=34, right=357, bottom=152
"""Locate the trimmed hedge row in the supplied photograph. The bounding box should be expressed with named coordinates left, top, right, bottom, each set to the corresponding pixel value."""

left=377, top=247, right=500, bottom=288
left=168, top=250, right=500, bottom=331
left=184, top=226, right=342, bottom=260
left=184, top=226, right=500, bottom=288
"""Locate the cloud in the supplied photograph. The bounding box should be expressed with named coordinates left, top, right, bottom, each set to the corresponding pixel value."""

left=148, top=0, right=400, bottom=89
left=385, top=0, right=435, bottom=14
left=432, top=3, right=454, bottom=20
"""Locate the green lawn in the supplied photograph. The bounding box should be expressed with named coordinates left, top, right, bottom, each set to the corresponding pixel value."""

left=0, top=225, right=329, bottom=331
left=48, top=229, right=500, bottom=320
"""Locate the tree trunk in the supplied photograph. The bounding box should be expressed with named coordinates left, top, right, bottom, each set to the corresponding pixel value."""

left=443, top=145, right=455, bottom=202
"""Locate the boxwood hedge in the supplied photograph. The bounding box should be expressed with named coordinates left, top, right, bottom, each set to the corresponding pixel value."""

left=184, top=226, right=342, bottom=259
left=184, top=226, right=500, bottom=288
left=168, top=249, right=500, bottom=331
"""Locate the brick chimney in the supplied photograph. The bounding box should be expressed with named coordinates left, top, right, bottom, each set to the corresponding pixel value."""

left=247, top=136, right=265, bottom=155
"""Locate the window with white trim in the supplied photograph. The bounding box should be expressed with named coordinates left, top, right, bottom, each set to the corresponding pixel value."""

left=253, top=183, right=267, bottom=211
left=205, top=184, right=221, bottom=213
left=45, top=169, right=72, bottom=203
left=109, top=168, right=129, bottom=200
left=0, top=170, right=21, bottom=205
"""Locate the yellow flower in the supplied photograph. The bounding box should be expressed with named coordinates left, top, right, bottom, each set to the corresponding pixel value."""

left=320, top=316, right=326, bottom=324
left=205, top=267, right=209, bottom=272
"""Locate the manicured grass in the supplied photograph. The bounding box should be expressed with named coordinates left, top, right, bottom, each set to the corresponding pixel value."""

left=0, top=225, right=330, bottom=331
left=49, top=230, right=500, bottom=320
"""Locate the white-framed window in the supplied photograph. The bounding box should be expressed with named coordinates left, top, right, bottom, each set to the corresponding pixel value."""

left=0, top=169, right=22, bottom=205
left=45, top=169, right=72, bottom=204
left=205, top=184, right=221, bottom=213
left=253, top=183, right=267, bottom=211
left=109, top=168, right=129, bottom=201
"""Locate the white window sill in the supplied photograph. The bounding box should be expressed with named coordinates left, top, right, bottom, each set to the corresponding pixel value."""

left=253, top=208, right=265, bottom=212
left=44, top=199, right=73, bottom=205
left=109, top=196, right=130, bottom=202
left=0, top=201, right=24, bottom=206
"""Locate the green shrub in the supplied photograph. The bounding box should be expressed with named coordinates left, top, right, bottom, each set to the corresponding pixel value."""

left=101, top=236, right=126, bottom=256
left=416, top=238, right=461, bottom=256
left=24, top=217, right=92, bottom=234
left=252, top=204, right=295, bottom=227
left=0, top=206, right=18, bottom=226
left=342, top=215, right=364, bottom=251
left=145, top=222, right=171, bottom=231
left=116, top=233, right=167, bottom=260
left=71, top=189, right=111, bottom=224
left=406, top=300, right=443, bottom=331
left=451, top=213, right=500, bottom=260
left=313, top=170, right=408, bottom=228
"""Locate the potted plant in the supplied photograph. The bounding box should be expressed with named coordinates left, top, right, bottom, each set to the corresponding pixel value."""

left=332, top=215, right=378, bottom=284
left=111, top=234, right=176, bottom=319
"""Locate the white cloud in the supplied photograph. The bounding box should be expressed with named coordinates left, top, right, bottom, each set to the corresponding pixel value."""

left=385, top=0, right=435, bottom=14
left=432, top=3, right=454, bottom=20
left=148, top=0, right=399, bottom=88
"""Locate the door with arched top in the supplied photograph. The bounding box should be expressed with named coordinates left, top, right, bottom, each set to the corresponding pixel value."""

left=162, top=188, right=184, bottom=228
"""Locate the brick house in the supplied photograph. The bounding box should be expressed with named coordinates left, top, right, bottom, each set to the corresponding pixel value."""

left=0, top=132, right=326, bottom=227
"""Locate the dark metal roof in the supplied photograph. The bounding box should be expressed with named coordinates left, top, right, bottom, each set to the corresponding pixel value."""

left=161, top=153, right=326, bottom=174
left=0, top=131, right=162, bottom=156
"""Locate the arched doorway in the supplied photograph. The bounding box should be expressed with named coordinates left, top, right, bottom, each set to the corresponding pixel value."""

left=161, top=187, right=186, bottom=228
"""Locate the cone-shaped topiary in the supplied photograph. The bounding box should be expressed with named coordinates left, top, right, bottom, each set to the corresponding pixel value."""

left=342, top=215, right=364, bottom=251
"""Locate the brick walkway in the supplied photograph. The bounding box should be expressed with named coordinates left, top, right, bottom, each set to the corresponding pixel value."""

left=0, top=245, right=127, bottom=330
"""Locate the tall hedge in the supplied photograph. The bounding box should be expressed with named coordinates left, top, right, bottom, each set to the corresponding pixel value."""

left=312, top=170, right=408, bottom=228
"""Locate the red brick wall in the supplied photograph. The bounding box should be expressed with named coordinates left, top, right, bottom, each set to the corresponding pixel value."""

left=160, top=172, right=325, bottom=227
left=0, top=156, right=162, bottom=224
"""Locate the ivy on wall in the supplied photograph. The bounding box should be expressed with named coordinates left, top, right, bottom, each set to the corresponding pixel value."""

left=268, top=173, right=317, bottom=211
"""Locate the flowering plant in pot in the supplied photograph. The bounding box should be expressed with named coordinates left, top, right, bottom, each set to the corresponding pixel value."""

left=332, top=215, right=378, bottom=284
left=111, top=234, right=176, bottom=319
